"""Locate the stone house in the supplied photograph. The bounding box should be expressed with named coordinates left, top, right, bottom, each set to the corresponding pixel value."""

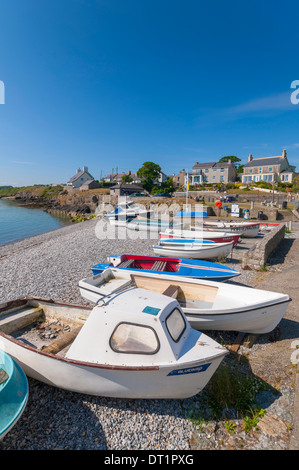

left=190, top=160, right=237, bottom=185
left=241, top=150, right=297, bottom=184
left=172, top=170, right=187, bottom=188
left=79, top=180, right=100, bottom=191
left=109, top=183, right=144, bottom=197
left=67, top=166, right=95, bottom=188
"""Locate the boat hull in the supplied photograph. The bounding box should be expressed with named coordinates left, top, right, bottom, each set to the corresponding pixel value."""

left=159, top=229, right=240, bottom=246
left=184, top=300, right=290, bottom=334
left=203, top=222, right=260, bottom=238
left=0, top=335, right=225, bottom=400
left=0, top=350, right=28, bottom=440
left=153, top=241, right=233, bottom=259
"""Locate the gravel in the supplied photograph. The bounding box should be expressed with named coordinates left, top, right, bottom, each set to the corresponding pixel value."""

left=0, top=217, right=296, bottom=450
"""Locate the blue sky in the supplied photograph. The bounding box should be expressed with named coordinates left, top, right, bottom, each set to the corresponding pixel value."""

left=0, top=0, right=299, bottom=186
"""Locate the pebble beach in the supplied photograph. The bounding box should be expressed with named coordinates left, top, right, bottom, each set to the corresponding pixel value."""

left=0, top=217, right=298, bottom=451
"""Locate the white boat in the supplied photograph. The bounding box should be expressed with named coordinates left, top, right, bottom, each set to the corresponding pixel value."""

left=105, top=200, right=153, bottom=222
left=126, top=218, right=183, bottom=232
left=159, top=228, right=241, bottom=246
left=153, top=239, right=234, bottom=259
left=0, top=296, right=227, bottom=399
left=202, top=221, right=260, bottom=238
left=79, top=269, right=291, bottom=334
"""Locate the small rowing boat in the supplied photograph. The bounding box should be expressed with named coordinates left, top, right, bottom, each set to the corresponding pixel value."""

left=91, top=254, right=240, bottom=281
left=153, top=239, right=234, bottom=259
left=159, top=228, right=240, bottom=246
left=0, top=350, right=28, bottom=440
left=79, top=270, right=291, bottom=334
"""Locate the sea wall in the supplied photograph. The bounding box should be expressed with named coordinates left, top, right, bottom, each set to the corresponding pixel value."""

left=242, top=224, right=286, bottom=270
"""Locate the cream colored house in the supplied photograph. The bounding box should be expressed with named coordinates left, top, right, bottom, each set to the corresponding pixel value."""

left=242, top=150, right=296, bottom=184
left=190, top=160, right=237, bottom=185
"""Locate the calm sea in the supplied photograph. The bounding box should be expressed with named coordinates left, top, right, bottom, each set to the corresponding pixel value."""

left=0, top=198, right=72, bottom=246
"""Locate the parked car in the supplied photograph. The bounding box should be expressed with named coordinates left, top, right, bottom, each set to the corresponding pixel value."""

left=224, top=196, right=237, bottom=202
left=130, top=192, right=148, bottom=197
left=153, top=193, right=172, bottom=198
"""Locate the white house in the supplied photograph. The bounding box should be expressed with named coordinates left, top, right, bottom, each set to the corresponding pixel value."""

left=67, top=166, right=95, bottom=188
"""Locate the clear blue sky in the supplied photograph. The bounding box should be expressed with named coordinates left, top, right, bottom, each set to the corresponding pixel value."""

left=0, top=0, right=299, bottom=186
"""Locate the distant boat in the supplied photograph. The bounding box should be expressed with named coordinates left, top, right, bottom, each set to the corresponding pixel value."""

left=0, top=350, right=28, bottom=440
left=175, top=210, right=208, bottom=218
left=202, top=221, right=260, bottom=238
left=153, top=239, right=234, bottom=259
left=79, top=270, right=291, bottom=334
left=91, top=254, right=240, bottom=281
left=159, top=228, right=241, bottom=246
left=0, top=297, right=227, bottom=399
left=105, top=200, right=153, bottom=222
left=126, top=218, right=183, bottom=232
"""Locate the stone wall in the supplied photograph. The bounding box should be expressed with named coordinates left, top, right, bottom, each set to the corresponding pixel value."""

left=242, top=224, right=286, bottom=270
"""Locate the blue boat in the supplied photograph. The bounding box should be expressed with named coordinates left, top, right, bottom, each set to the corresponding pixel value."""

left=0, top=350, right=29, bottom=440
left=159, top=238, right=215, bottom=244
left=91, top=254, right=240, bottom=281
left=175, top=211, right=208, bottom=218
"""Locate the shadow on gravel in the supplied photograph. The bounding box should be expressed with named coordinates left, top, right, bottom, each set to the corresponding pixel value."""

left=267, top=238, right=295, bottom=266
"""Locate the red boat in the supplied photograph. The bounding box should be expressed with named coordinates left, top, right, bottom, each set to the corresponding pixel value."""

left=159, top=229, right=240, bottom=246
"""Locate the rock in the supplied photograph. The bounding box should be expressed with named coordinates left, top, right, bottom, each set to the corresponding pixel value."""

left=257, top=413, right=289, bottom=437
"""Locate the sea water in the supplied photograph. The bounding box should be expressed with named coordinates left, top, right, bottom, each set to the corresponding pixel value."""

left=0, top=198, right=72, bottom=246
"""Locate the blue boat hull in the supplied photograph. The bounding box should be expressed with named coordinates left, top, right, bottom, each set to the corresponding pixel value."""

left=91, top=257, right=240, bottom=281
left=0, top=350, right=29, bottom=440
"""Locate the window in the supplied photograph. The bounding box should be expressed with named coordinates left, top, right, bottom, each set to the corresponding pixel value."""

left=110, top=322, right=159, bottom=354
left=166, top=308, right=186, bottom=342
left=259, top=167, right=262, bottom=173
left=269, top=167, right=272, bottom=172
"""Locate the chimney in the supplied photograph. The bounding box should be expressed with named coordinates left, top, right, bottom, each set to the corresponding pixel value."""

left=282, top=149, right=287, bottom=158
left=83, top=166, right=88, bottom=172
left=77, top=168, right=81, bottom=174
left=248, top=154, right=253, bottom=162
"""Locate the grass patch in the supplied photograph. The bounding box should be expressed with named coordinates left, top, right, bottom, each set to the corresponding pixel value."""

left=185, top=357, right=278, bottom=431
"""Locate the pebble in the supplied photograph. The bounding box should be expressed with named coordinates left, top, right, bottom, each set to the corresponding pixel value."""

left=0, top=217, right=295, bottom=450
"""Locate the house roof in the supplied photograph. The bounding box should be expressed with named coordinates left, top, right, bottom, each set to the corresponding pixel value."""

left=68, top=169, right=94, bottom=183
left=192, top=161, right=235, bottom=169
left=110, top=183, right=143, bottom=189
left=244, top=156, right=284, bottom=168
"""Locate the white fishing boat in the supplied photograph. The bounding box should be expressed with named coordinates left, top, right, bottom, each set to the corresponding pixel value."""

left=105, top=200, right=153, bottom=223
left=0, top=296, right=227, bottom=399
left=159, top=228, right=241, bottom=246
left=202, top=221, right=260, bottom=238
left=126, top=218, right=183, bottom=232
left=153, top=239, right=234, bottom=259
left=79, top=270, right=291, bottom=334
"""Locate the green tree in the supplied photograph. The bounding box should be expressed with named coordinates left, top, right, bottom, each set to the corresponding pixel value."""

left=121, top=174, right=133, bottom=183
left=137, top=161, right=161, bottom=193
left=218, top=156, right=241, bottom=164
left=162, top=177, right=175, bottom=193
